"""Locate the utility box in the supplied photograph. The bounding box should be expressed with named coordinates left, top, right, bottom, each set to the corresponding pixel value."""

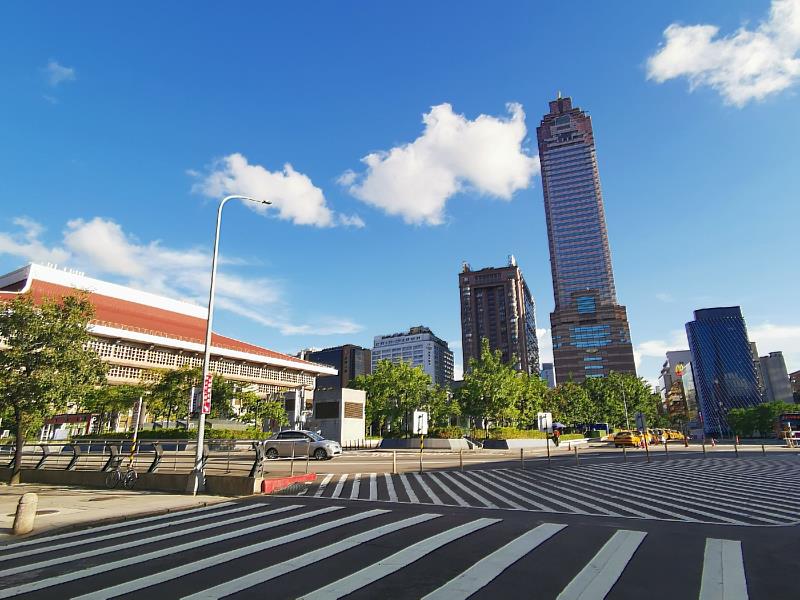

left=309, top=388, right=366, bottom=445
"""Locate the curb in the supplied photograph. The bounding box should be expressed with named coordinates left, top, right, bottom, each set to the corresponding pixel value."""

left=262, top=473, right=316, bottom=494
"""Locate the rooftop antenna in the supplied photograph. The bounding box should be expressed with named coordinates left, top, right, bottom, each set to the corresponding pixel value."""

left=557, top=90, right=562, bottom=99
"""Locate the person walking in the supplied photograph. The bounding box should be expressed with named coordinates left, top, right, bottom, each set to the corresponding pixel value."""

left=553, top=428, right=561, bottom=447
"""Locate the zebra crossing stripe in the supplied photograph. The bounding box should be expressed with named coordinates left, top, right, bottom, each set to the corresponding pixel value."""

left=72, top=508, right=389, bottom=600
left=349, top=473, right=361, bottom=499
left=481, top=469, right=580, bottom=513
left=331, top=474, right=348, bottom=498
left=0, top=505, right=323, bottom=599
left=556, top=530, right=647, bottom=600
left=427, top=472, right=471, bottom=507
left=1, top=503, right=258, bottom=561
left=384, top=473, right=399, bottom=502
left=437, top=471, right=498, bottom=508
left=315, top=473, right=334, bottom=497
left=422, top=522, right=566, bottom=600
left=413, top=472, right=445, bottom=505
left=456, top=471, right=530, bottom=510
left=0, top=501, right=236, bottom=552
left=699, top=539, right=749, bottom=600
left=181, top=512, right=442, bottom=600
left=299, top=517, right=501, bottom=600
left=0, top=503, right=302, bottom=579
left=399, top=473, right=420, bottom=503
left=463, top=471, right=548, bottom=510
left=369, top=473, right=378, bottom=500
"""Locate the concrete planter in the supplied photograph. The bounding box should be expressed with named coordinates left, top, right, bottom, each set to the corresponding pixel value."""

left=378, top=438, right=471, bottom=450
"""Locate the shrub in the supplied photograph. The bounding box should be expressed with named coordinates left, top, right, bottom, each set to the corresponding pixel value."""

left=429, top=426, right=467, bottom=439
left=486, top=428, right=548, bottom=440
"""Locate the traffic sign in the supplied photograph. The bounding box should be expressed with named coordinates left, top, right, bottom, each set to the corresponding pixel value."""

left=635, top=411, right=646, bottom=431
left=537, top=412, right=553, bottom=433
left=201, top=373, right=213, bottom=414
left=413, top=410, right=428, bottom=435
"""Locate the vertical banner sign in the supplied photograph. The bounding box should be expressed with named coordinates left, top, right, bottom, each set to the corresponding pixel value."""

left=189, top=386, right=201, bottom=414
left=202, top=373, right=213, bottom=414
left=131, top=397, right=143, bottom=432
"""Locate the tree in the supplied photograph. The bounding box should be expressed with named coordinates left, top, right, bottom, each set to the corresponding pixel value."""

left=727, top=407, right=756, bottom=437
left=0, top=294, right=106, bottom=484
left=458, top=339, right=522, bottom=434
left=351, top=360, right=433, bottom=436
left=79, top=383, right=149, bottom=433
left=544, top=382, right=593, bottom=426
left=423, top=384, right=461, bottom=428
left=517, top=374, right=549, bottom=429
left=149, top=366, right=200, bottom=426
left=238, top=392, right=288, bottom=430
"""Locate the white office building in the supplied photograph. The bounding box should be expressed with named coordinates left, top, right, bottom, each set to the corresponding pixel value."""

left=371, top=326, right=454, bottom=386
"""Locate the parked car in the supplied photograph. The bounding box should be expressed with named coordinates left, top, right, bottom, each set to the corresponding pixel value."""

left=264, top=430, right=342, bottom=460
left=613, top=430, right=642, bottom=447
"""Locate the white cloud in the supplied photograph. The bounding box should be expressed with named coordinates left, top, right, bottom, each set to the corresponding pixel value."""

left=749, top=322, right=800, bottom=371
left=342, top=103, right=540, bottom=225
left=633, top=329, right=689, bottom=370
left=453, top=362, right=464, bottom=381
left=0, top=217, right=361, bottom=337
left=646, top=0, right=800, bottom=106
left=43, top=60, right=76, bottom=87
left=655, top=292, right=674, bottom=303
left=537, top=328, right=553, bottom=365
left=193, top=153, right=363, bottom=228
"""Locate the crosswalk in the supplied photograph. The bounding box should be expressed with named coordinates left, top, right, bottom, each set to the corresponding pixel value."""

left=0, top=500, right=754, bottom=599
left=301, top=456, right=800, bottom=525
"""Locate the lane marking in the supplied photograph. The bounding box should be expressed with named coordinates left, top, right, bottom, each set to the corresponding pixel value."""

left=349, top=473, right=361, bottom=500
left=422, top=523, right=566, bottom=600
left=0, top=505, right=324, bottom=599
left=75, top=509, right=390, bottom=600
left=181, top=513, right=441, bottom=600
left=453, top=471, right=528, bottom=511
left=437, top=471, right=498, bottom=508
left=699, top=538, right=749, bottom=600
left=1, top=503, right=255, bottom=561
left=0, top=503, right=299, bottom=578
left=427, top=472, right=470, bottom=507
left=314, top=473, right=334, bottom=497
left=412, top=472, right=445, bottom=505
left=479, top=470, right=578, bottom=513
left=299, top=518, right=501, bottom=599
left=384, top=473, right=398, bottom=502
left=398, top=473, right=419, bottom=503
left=331, top=474, right=348, bottom=499
left=556, top=530, right=647, bottom=600
left=369, top=473, right=378, bottom=500
left=0, top=501, right=236, bottom=551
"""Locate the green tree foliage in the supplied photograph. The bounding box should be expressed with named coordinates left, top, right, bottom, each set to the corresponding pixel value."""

left=728, top=401, right=796, bottom=438
left=351, top=359, right=433, bottom=436
left=238, top=392, right=288, bottom=430
left=79, top=383, right=150, bottom=433
left=0, top=294, right=106, bottom=483
left=423, top=384, right=461, bottom=428
left=149, top=366, right=239, bottom=424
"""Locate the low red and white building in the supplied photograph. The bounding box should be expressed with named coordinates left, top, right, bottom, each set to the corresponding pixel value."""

left=0, top=263, right=337, bottom=434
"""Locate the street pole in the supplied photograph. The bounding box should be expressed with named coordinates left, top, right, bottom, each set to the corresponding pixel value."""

left=186, top=195, right=271, bottom=495
left=622, top=387, right=630, bottom=430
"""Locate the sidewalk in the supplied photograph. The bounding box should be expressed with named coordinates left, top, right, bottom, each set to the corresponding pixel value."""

left=0, top=483, right=231, bottom=542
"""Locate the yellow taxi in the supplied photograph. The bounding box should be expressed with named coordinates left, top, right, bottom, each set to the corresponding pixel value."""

left=613, top=430, right=642, bottom=447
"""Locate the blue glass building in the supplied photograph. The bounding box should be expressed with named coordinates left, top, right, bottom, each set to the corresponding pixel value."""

left=685, top=307, right=763, bottom=436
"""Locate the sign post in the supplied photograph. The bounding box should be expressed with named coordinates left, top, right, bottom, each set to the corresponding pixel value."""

left=413, top=410, right=428, bottom=474
left=635, top=411, right=650, bottom=463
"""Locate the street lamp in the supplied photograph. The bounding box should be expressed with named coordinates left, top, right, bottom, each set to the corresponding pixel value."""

left=187, top=194, right=271, bottom=495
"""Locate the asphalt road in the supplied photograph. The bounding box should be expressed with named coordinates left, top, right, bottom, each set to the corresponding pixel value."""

left=1, top=454, right=796, bottom=599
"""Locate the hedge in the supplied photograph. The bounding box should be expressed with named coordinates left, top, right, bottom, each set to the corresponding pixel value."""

left=72, top=427, right=271, bottom=440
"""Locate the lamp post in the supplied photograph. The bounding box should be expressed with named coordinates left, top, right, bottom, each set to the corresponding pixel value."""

left=187, top=194, right=271, bottom=495
left=621, top=384, right=631, bottom=430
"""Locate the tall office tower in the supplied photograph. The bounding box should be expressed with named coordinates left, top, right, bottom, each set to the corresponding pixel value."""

left=305, top=345, right=372, bottom=391
left=686, top=307, right=763, bottom=436
left=372, top=326, right=454, bottom=386
left=537, top=95, right=636, bottom=383
left=759, top=351, right=794, bottom=403
left=459, top=256, right=539, bottom=375
left=541, top=363, right=556, bottom=388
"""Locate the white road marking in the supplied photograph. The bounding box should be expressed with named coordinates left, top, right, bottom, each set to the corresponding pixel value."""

left=299, top=518, right=501, bottom=599
left=331, top=474, right=348, bottom=498
left=422, top=522, right=566, bottom=600
left=556, top=530, right=647, bottom=600
left=0, top=505, right=322, bottom=599
left=349, top=473, right=361, bottom=499
left=413, top=472, right=445, bottom=505
left=369, top=473, right=378, bottom=500
left=384, top=473, right=399, bottom=502
left=437, top=471, right=498, bottom=508
left=315, top=473, right=334, bottom=497
left=475, top=470, right=567, bottom=512
left=181, top=513, right=441, bottom=600
left=399, top=473, right=419, bottom=503
left=699, top=539, right=749, bottom=600
left=72, top=508, right=388, bottom=600
left=427, top=472, right=471, bottom=507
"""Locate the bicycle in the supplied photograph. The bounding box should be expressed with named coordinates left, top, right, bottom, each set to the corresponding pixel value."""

left=105, top=464, right=138, bottom=489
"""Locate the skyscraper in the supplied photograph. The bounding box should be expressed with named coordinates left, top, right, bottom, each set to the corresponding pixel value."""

left=537, top=95, right=636, bottom=383
left=372, top=326, right=454, bottom=386
left=459, top=256, right=539, bottom=375
left=759, top=351, right=793, bottom=404
left=686, top=307, right=763, bottom=436
left=304, top=344, right=372, bottom=391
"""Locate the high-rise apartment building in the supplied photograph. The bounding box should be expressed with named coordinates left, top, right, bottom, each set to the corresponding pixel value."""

left=305, top=345, right=372, bottom=391
left=458, top=256, right=539, bottom=375
left=537, top=95, right=636, bottom=383
left=371, top=326, right=454, bottom=386
left=686, top=307, right=763, bottom=436
left=759, top=351, right=793, bottom=404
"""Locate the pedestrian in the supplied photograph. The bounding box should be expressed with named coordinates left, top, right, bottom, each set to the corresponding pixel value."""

left=553, top=428, right=561, bottom=447
left=711, top=437, right=716, bottom=447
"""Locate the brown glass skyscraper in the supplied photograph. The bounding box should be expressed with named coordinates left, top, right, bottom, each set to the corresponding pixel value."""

left=537, top=95, right=636, bottom=383
left=459, top=256, right=539, bottom=375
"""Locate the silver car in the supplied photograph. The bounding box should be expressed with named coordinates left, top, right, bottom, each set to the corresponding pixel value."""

left=264, top=430, right=342, bottom=460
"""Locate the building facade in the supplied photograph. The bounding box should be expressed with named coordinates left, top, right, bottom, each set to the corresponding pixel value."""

left=657, top=350, right=697, bottom=420
left=790, top=370, right=800, bottom=403
left=759, top=351, right=793, bottom=404
left=0, top=264, right=337, bottom=432
left=541, top=363, right=556, bottom=388
left=371, top=326, right=454, bottom=386
left=685, top=307, right=763, bottom=436
left=305, top=345, right=372, bottom=391
left=458, top=256, right=539, bottom=375
left=537, top=95, right=636, bottom=383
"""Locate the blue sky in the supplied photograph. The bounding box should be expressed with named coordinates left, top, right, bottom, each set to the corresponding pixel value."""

left=1, top=0, right=799, bottom=385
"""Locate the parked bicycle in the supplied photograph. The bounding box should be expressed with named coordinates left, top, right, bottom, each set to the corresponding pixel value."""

left=105, top=464, right=137, bottom=489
